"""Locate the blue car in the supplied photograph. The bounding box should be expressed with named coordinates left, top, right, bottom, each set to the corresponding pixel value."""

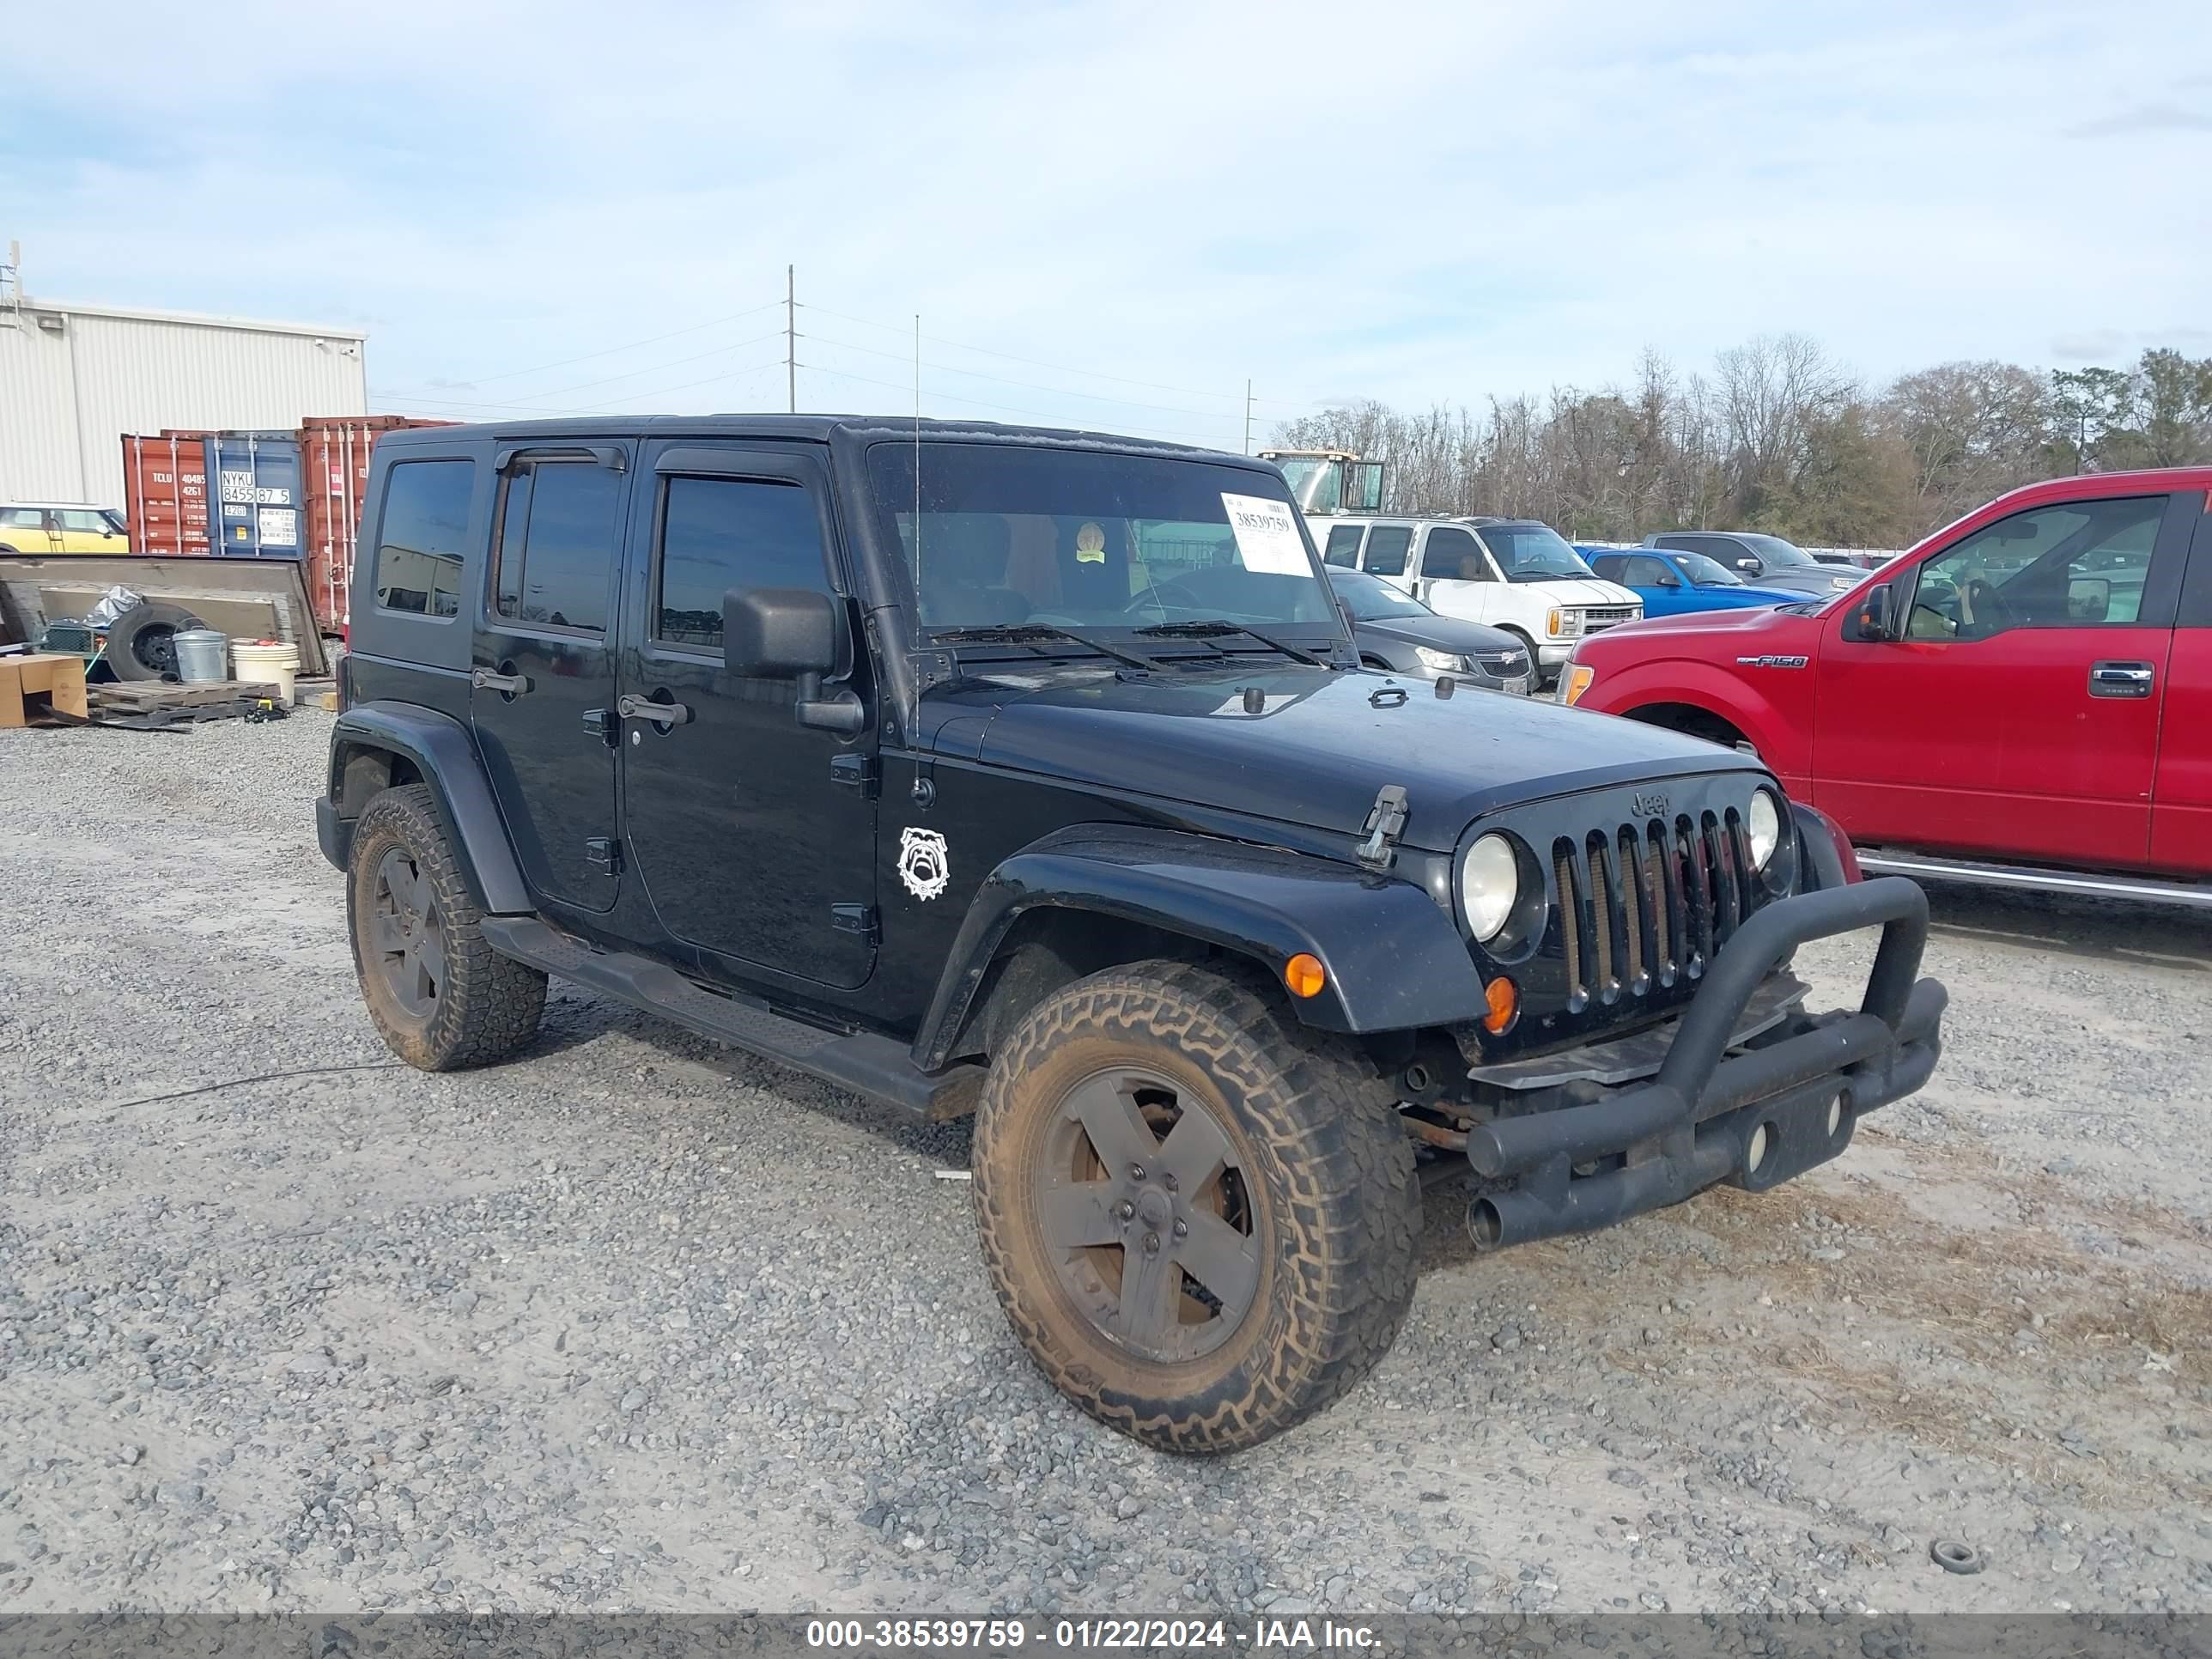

left=1578, top=547, right=1805, bottom=618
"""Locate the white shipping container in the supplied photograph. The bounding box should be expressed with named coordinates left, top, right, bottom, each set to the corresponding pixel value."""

left=0, top=297, right=367, bottom=510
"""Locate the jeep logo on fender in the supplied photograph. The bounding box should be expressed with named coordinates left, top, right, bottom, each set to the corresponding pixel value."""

left=1632, top=788, right=1670, bottom=817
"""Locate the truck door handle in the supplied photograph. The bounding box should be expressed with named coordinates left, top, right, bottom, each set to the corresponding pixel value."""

left=617, top=693, right=693, bottom=727
left=471, top=666, right=532, bottom=696
left=2088, top=661, right=2155, bottom=699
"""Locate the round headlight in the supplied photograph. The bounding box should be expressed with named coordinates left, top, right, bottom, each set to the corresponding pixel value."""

left=1747, top=789, right=1783, bottom=869
left=1460, top=833, right=1520, bottom=941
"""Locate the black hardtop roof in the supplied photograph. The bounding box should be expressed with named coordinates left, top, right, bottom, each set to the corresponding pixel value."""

left=374, top=412, right=1266, bottom=469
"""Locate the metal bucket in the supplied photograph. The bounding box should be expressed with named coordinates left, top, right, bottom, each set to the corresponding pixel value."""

left=171, top=629, right=229, bottom=684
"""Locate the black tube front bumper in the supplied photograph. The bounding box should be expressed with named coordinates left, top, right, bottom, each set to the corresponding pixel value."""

left=1462, top=876, right=1945, bottom=1250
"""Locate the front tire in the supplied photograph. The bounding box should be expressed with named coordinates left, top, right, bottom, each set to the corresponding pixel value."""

left=972, top=961, right=1420, bottom=1453
left=347, top=784, right=546, bottom=1070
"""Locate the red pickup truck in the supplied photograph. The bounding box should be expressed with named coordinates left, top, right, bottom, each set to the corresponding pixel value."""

left=1560, top=468, right=2212, bottom=905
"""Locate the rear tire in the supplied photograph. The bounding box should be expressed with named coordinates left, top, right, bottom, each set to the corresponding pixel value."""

left=972, top=960, right=1420, bottom=1453
left=347, top=783, right=546, bottom=1070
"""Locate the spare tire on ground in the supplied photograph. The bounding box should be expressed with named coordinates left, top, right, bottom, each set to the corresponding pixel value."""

left=106, top=601, right=207, bottom=682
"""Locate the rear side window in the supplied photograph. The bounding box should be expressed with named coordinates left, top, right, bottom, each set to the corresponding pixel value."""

left=1591, top=554, right=1626, bottom=580
left=1363, top=525, right=1413, bottom=577
left=656, top=476, right=830, bottom=648
left=1322, top=524, right=1364, bottom=568
left=373, top=459, right=475, bottom=618
left=1653, top=534, right=1702, bottom=553
left=0, top=507, right=43, bottom=529
left=492, top=461, right=623, bottom=632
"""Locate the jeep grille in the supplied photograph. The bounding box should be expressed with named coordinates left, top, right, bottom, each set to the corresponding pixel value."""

left=1553, top=811, right=1758, bottom=1011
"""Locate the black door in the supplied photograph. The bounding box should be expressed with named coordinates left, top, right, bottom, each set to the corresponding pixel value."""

left=471, top=445, right=630, bottom=915
left=618, top=441, right=877, bottom=989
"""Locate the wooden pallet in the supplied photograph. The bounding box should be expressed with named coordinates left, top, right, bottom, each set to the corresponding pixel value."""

left=0, top=653, right=91, bottom=728
left=87, top=679, right=285, bottom=729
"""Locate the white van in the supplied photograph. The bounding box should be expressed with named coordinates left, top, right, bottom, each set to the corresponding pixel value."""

left=1315, top=515, right=1642, bottom=684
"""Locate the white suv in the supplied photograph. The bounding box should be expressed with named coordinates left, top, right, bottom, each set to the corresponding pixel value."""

left=1314, top=515, right=1642, bottom=684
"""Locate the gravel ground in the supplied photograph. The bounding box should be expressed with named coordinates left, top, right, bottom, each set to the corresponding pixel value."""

left=1, top=709, right=2206, bottom=1620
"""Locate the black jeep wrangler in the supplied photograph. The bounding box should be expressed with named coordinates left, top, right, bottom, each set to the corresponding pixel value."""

left=319, top=416, right=1946, bottom=1453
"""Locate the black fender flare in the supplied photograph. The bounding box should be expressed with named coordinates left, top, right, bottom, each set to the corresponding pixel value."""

left=323, top=702, right=531, bottom=915
left=913, top=823, right=1486, bottom=1069
left=1792, top=800, right=1858, bottom=893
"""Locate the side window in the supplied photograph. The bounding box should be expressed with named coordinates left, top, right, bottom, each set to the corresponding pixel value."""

left=656, top=476, right=830, bottom=649
left=373, top=459, right=475, bottom=618
left=1363, top=525, right=1413, bottom=578
left=1623, top=555, right=1675, bottom=586
left=1905, top=495, right=2168, bottom=640
left=491, top=461, right=623, bottom=632
left=58, top=509, right=110, bottom=533
left=1322, top=524, right=1364, bottom=568
left=0, top=507, right=43, bottom=529
left=1423, top=526, right=1489, bottom=582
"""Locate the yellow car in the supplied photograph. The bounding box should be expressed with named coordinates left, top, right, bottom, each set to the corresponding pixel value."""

left=0, top=502, right=130, bottom=554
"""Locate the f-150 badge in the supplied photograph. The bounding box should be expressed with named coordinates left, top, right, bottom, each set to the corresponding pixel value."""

left=898, top=827, right=951, bottom=901
left=1736, top=653, right=1809, bottom=669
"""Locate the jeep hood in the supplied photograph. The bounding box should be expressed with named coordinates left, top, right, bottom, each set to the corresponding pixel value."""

left=920, top=665, right=1761, bottom=853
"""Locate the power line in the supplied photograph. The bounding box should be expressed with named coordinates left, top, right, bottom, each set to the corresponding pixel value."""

left=797, top=300, right=1315, bottom=408
left=798, top=328, right=1244, bottom=418
left=798, top=362, right=1242, bottom=447
left=428, top=299, right=786, bottom=389
left=369, top=357, right=786, bottom=420
left=392, top=329, right=785, bottom=408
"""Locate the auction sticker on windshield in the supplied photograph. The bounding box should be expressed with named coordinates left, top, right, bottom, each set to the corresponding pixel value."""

left=1222, top=493, right=1310, bottom=575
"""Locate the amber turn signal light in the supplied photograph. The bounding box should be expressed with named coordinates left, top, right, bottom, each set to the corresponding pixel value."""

left=1560, top=664, right=1595, bottom=707
left=1482, top=975, right=1518, bottom=1034
left=1284, top=953, right=1327, bottom=999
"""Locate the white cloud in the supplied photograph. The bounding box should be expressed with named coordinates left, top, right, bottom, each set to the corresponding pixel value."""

left=5, top=0, right=2209, bottom=443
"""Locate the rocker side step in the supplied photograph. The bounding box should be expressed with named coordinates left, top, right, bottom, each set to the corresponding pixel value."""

left=1856, top=851, right=2212, bottom=910
left=480, top=915, right=981, bottom=1120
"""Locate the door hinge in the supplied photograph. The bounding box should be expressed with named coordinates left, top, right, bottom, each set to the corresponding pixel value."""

left=830, top=753, right=879, bottom=799
left=830, top=903, right=878, bottom=943
left=1356, top=785, right=1410, bottom=870
left=584, top=837, right=623, bottom=877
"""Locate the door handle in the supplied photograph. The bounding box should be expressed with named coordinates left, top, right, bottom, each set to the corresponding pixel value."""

left=617, top=693, right=693, bottom=727
left=471, top=666, right=532, bottom=696
left=2088, top=661, right=2155, bottom=699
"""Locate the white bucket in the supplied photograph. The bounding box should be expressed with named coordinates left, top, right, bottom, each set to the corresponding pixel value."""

left=231, top=638, right=301, bottom=705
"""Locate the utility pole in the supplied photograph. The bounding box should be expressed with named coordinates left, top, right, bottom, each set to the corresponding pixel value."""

left=786, top=264, right=796, bottom=415
left=1243, top=380, right=1254, bottom=454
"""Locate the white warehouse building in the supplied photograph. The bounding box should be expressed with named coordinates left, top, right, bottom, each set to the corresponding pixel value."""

left=0, top=293, right=368, bottom=508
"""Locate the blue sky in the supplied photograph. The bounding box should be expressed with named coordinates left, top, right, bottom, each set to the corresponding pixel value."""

left=3, top=0, right=2208, bottom=450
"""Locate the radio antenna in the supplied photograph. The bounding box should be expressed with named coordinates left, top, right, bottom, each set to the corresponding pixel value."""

left=913, top=313, right=922, bottom=577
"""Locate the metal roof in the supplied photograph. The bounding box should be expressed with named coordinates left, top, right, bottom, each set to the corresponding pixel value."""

left=9, top=295, right=368, bottom=341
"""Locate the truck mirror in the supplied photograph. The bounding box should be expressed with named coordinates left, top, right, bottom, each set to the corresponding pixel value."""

left=725, top=586, right=839, bottom=679
left=1848, top=584, right=1894, bottom=641
left=1735, top=558, right=1760, bottom=574
left=725, top=586, right=865, bottom=732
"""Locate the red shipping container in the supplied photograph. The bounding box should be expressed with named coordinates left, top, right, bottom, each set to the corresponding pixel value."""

left=299, top=415, right=454, bottom=631
left=121, top=431, right=216, bottom=558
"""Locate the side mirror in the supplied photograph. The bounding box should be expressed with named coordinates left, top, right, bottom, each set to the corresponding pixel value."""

left=1847, top=584, right=1894, bottom=642
left=724, top=586, right=865, bottom=732
left=1653, top=572, right=1681, bottom=589
left=1735, top=558, right=1760, bottom=574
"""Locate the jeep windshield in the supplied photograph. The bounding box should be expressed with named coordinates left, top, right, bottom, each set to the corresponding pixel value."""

left=867, top=442, right=1341, bottom=657
left=1480, top=523, right=1596, bottom=582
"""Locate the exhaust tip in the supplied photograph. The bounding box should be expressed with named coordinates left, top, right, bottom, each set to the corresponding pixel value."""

left=1467, top=1198, right=1504, bottom=1250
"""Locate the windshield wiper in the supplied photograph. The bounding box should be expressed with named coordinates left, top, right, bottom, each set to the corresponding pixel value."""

left=1133, top=620, right=1328, bottom=666
left=928, top=623, right=1164, bottom=672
